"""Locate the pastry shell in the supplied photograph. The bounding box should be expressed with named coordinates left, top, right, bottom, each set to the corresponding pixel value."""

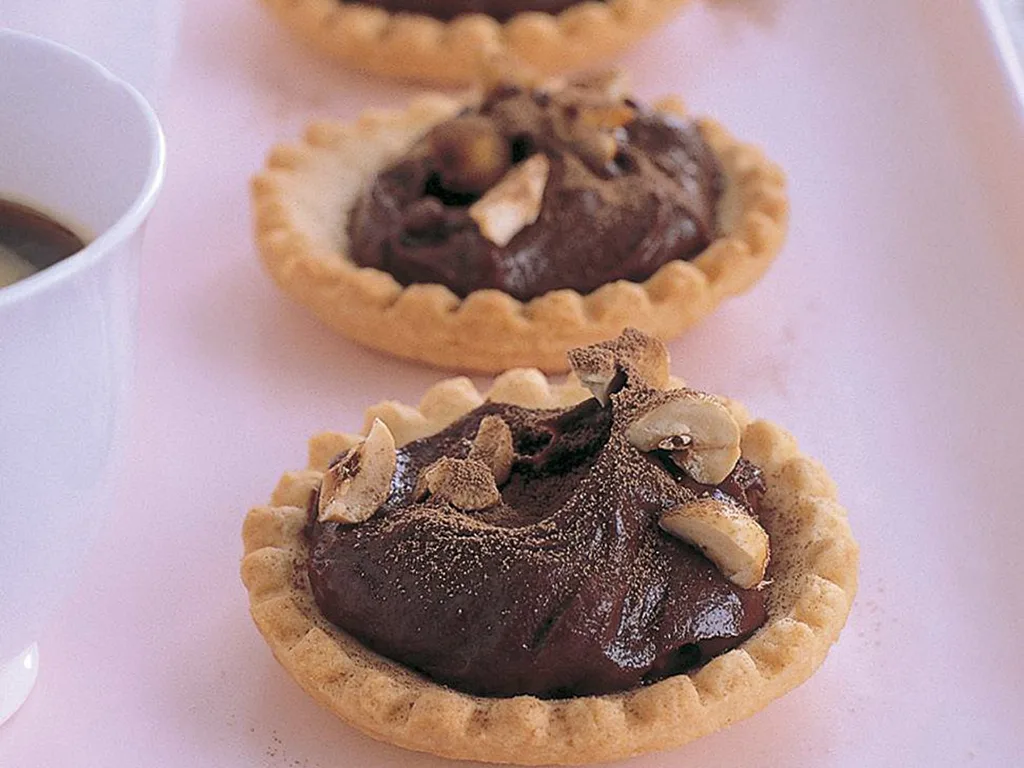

left=240, top=370, right=858, bottom=765
left=252, top=94, right=788, bottom=374
left=257, top=0, right=691, bottom=85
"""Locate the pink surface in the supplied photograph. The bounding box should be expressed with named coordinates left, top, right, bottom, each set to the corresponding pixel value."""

left=3, top=0, right=1024, bottom=764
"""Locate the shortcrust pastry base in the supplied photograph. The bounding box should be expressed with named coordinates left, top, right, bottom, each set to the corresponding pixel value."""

left=241, top=370, right=858, bottom=765
left=258, top=0, right=691, bottom=85
left=252, top=95, right=788, bottom=374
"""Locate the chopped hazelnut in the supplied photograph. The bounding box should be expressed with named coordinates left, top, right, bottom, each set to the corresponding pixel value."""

left=567, top=346, right=623, bottom=406
left=468, top=153, right=550, bottom=247
left=626, top=390, right=741, bottom=485
left=568, top=328, right=669, bottom=405
left=414, top=457, right=502, bottom=511
left=427, top=116, right=512, bottom=195
left=318, top=418, right=396, bottom=524
left=660, top=497, right=769, bottom=589
left=468, top=415, right=514, bottom=485
left=549, top=76, right=637, bottom=170
left=601, top=328, right=670, bottom=389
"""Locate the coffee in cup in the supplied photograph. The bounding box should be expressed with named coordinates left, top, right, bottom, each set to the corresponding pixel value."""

left=0, top=198, right=88, bottom=287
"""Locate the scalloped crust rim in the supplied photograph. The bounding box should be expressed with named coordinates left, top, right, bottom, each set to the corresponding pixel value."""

left=240, top=371, right=858, bottom=765
left=251, top=95, right=788, bottom=374
left=259, top=0, right=691, bottom=85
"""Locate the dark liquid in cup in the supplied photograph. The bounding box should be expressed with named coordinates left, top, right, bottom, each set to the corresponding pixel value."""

left=0, top=198, right=87, bottom=272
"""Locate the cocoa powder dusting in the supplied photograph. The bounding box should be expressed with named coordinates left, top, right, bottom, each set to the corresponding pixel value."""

left=307, top=394, right=767, bottom=698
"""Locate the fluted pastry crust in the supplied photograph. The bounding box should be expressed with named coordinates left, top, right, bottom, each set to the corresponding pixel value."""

left=257, top=0, right=691, bottom=85
left=252, top=94, right=788, bottom=374
left=240, top=370, right=858, bottom=765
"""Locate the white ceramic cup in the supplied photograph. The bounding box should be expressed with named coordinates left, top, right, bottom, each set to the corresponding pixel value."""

left=0, top=30, right=166, bottom=725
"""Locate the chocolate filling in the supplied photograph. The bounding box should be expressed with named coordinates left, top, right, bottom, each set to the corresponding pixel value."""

left=306, top=398, right=767, bottom=699
left=347, top=85, right=722, bottom=301
left=340, top=0, right=588, bottom=22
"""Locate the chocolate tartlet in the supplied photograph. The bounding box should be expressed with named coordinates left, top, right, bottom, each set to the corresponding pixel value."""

left=348, top=78, right=722, bottom=301
left=241, top=330, right=858, bottom=764
left=252, top=75, right=787, bottom=373
left=255, top=0, right=693, bottom=85
left=308, top=395, right=766, bottom=698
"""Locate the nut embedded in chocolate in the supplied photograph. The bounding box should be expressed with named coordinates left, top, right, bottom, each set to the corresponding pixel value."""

left=600, top=327, right=670, bottom=389
left=414, top=456, right=502, bottom=510
left=552, top=111, right=619, bottom=170
left=346, top=82, right=725, bottom=303
left=626, top=390, right=741, bottom=484
left=659, top=496, right=769, bottom=589
left=550, top=80, right=637, bottom=170
left=426, top=115, right=512, bottom=195
left=568, top=327, right=669, bottom=404
left=567, top=345, right=623, bottom=406
left=468, top=414, right=514, bottom=485
left=318, top=418, right=396, bottom=524
left=303, top=386, right=772, bottom=700
left=468, top=153, right=550, bottom=247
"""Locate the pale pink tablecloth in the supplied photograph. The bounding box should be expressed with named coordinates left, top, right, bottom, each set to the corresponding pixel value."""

left=2, top=0, right=1023, bottom=765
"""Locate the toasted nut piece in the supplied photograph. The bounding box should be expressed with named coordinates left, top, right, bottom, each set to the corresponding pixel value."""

left=549, top=77, right=635, bottom=170
left=567, top=346, right=623, bottom=406
left=468, top=415, right=514, bottom=485
left=414, top=457, right=501, bottom=510
left=605, top=328, right=669, bottom=389
left=568, top=328, right=669, bottom=404
left=469, top=153, right=549, bottom=247
left=318, top=418, right=396, bottom=524
left=626, top=390, right=741, bottom=484
left=660, top=497, right=769, bottom=589
left=551, top=112, right=618, bottom=169
left=582, top=132, right=620, bottom=168
left=427, top=116, right=512, bottom=195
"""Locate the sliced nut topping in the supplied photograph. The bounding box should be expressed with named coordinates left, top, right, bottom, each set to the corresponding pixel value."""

left=659, top=497, right=769, bottom=589
left=552, top=112, right=617, bottom=169
left=568, top=327, right=669, bottom=405
left=414, top=457, right=502, bottom=511
left=426, top=115, right=512, bottom=196
left=582, top=133, right=620, bottom=169
left=318, top=418, right=396, bottom=524
left=467, top=415, right=514, bottom=485
left=567, top=346, right=622, bottom=406
left=626, top=390, right=741, bottom=484
left=549, top=74, right=636, bottom=169
left=469, top=153, right=550, bottom=247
